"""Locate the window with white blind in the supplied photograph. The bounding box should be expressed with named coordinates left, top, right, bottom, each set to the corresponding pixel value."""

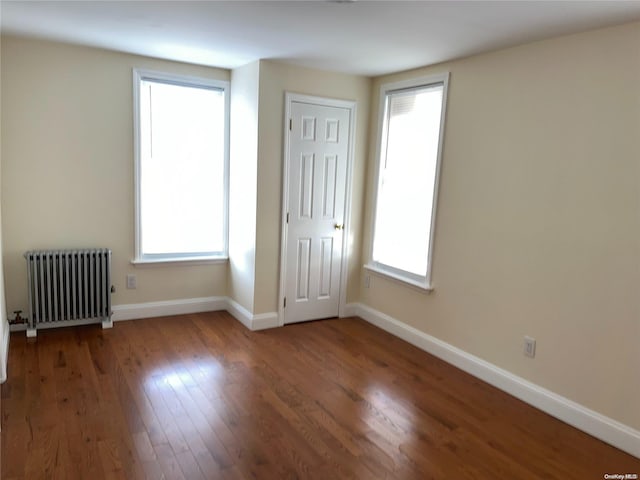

left=133, top=69, right=229, bottom=263
left=367, top=74, right=449, bottom=289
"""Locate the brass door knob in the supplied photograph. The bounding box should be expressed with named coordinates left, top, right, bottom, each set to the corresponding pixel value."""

left=334, top=223, right=344, bottom=230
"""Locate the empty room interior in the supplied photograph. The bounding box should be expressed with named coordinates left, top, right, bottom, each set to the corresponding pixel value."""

left=0, top=1, right=639, bottom=478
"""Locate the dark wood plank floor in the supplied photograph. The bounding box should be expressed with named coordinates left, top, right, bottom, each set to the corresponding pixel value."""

left=2, top=312, right=638, bottom=479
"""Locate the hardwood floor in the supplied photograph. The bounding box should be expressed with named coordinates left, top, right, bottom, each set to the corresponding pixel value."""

left=1, top=312, right=638, bottom=479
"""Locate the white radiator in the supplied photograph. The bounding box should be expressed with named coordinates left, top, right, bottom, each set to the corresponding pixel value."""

left=24, top=249, right=113, bottom=337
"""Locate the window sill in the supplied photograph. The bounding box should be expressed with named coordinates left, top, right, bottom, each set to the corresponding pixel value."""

left=364, top=264, right=434, bottom=292
left=131, top=256, right=228, bottom=267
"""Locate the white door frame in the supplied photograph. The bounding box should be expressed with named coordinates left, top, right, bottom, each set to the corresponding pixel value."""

left=278, top=92, right=357, bottom=326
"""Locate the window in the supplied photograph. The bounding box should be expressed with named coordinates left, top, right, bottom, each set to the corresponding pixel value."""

left=367, top=74, right=449, bottom=289
left=133, top=69, right=229, bottom=263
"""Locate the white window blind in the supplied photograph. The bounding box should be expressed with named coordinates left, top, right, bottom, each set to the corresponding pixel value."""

left=369, top=74, right=448, bottom=288
left=134, top=70, right=229, bottom=262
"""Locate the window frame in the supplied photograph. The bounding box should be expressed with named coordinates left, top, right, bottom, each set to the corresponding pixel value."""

left=132, top=68, right=230, bottom=265
left=366, top=73, right=450, bottom=290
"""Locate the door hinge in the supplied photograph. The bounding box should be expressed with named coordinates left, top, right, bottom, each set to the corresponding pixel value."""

left=289, top=118, right=292, bottom=131
left=283, top=297, right=287, bottom=308
left=286, top=212, right=289, bottom=223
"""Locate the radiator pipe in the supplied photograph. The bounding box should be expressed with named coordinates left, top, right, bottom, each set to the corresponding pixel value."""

left=10, top=310, right=26, bottom=325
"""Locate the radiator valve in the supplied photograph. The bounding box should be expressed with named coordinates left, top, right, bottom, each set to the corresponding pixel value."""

left=11, top=310, right=26, bottom=325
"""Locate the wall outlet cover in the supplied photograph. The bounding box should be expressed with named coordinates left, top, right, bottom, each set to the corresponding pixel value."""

left=524, top=336, right=536, bottom=358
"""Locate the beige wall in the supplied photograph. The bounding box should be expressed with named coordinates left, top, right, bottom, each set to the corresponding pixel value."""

left=361, top=22, right=640, bottom=430
left=254, top=60, right=371, bottom=314
left=0, top=36, right=229, bottom=312
left=228, top=61, right=260, bottom=312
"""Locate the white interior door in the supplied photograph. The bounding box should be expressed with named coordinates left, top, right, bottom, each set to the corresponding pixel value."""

left=283, top=99, right=351, bottom=324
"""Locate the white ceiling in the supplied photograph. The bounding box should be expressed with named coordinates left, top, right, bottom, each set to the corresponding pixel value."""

left=2, top=1, right=640, bottom=76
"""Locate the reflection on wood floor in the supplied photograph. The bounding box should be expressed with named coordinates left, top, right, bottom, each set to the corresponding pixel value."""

left=2, top=312, right=638, bottom=479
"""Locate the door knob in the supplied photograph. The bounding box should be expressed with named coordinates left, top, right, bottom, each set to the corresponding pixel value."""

left=334, top=223, right=344, bottom=230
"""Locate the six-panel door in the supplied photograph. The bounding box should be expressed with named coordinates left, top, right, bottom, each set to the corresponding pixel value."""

left=284, top=101, right=350, bottom=323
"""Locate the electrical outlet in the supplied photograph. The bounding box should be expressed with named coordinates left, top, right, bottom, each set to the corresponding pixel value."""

left=524, top=336, right=536, bottom=358
left=364, top=275, right=370, bottom=288
left=126, top=274, right=137, bottom=289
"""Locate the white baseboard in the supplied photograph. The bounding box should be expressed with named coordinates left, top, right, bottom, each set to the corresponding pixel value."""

left=112, top=296, right=227, bottom=321
left=112, top=296, right=279, bottom=332
left=225, top=298, right=279, bottom=331
left=340, top=302, right=359, bottom=318
left=348, top=302, right=640, bottom=459
left=0, top=321, right=9, bottom=383
left=251, top=312, right=280, bottom=330
left=10, top=317, right=106, bottom=336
